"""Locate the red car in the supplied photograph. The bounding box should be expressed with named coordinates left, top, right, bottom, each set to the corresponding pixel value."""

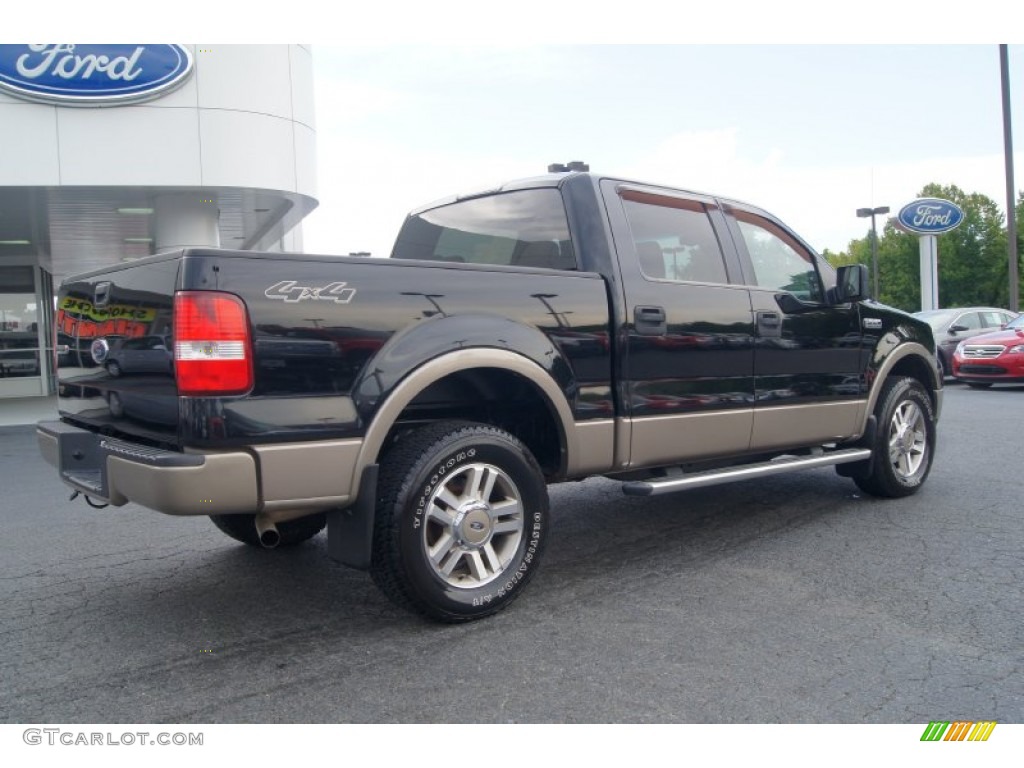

left=952, top=313, right=1024, bottom=388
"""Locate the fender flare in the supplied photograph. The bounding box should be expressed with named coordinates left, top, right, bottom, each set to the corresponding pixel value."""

left=348, top=348, right=579, bottom=497
left=862, top=341, right=942, bottom=428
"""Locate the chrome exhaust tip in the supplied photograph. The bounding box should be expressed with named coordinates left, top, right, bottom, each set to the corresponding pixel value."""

left=254, top=514, right=281, bottom=549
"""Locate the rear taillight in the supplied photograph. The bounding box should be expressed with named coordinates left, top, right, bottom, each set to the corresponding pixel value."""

left=173, top=291, right=253, bottom=396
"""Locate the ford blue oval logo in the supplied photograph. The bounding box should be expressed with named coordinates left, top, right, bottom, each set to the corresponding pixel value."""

left=0, top=44, right=193, bottom=105
left=90, top=338, right=110, bottom=365
left=897, top=198, right=965, bottom=235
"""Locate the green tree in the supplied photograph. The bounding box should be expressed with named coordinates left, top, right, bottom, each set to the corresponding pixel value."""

left=876, top=222, right=919, bottom=310
left=920, top=183, right=1007, bottom=308
left=828, top=183, right=1013, bottom=312
left=822, top=245, right=862, bottom=269
left=826, top=226, right=919, bottom=311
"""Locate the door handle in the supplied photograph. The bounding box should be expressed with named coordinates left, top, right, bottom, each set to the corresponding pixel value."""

left=757, top=310, right=782, bottom=338
left=635, top=305, right=667, bottom=336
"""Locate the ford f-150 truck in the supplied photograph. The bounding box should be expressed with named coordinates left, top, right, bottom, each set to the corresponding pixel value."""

left=38, top=166, right=942, bottom=621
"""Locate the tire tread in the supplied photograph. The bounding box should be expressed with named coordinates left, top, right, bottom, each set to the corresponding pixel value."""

left=370, top=421, right=546, bottom=623
left=853, top=376, right=935, bottom=498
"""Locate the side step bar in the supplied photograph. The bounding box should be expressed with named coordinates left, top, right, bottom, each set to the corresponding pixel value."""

left=621, top=448, right=873, bottom=497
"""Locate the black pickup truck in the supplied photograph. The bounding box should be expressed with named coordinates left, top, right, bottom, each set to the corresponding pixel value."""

left=38, top=166, right=941, bottom=621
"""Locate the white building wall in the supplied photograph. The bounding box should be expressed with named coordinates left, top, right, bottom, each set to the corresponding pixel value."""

left=0, top=44, right=319, bottom=400
left=0, top=44, right=317, bottom=199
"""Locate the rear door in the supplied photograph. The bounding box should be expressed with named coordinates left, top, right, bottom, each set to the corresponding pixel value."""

left=601, top=180, right=756, bottom=466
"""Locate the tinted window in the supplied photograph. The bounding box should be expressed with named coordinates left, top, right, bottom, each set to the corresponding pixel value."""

left=954, top=312, right=982, bottom=330
left=621, top=191, right=727, bottom=284
left=981, top=311, right=1012, bottom=327
left=733, top=210, right=823, bottom=302
left=391, top=189, right=575, bottom=270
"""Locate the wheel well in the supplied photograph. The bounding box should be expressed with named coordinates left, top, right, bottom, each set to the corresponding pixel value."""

left=889, top=355, right=938, bottom=408
left=381, top=367, right=566, bottom=479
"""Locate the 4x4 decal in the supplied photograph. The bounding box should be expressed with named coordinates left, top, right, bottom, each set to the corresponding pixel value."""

left=265, top=281, right=356, bottom=304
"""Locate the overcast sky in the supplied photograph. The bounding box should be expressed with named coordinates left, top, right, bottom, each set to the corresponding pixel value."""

left=21, top=3, right=1024, bottom=263
left=302, top=43, right=1024, bottom=258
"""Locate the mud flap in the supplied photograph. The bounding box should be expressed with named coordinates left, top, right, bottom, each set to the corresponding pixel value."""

left=327, top=464, right=378, bottom=570
left=835, top=415, right=877, bottom=479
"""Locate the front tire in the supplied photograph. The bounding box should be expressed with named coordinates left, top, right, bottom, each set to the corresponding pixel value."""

left=854, top=377, right=936, bottom=498
left=210, top=512, right=326, bottom=547
left=370, top=421, right=548, bottom=622
left=967, top=382, right=993, bottom=389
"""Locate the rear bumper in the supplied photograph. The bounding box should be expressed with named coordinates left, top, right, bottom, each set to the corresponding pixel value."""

left=38, top=421, right=259, bottom=515
left=37, top=421, right=361, bottom=517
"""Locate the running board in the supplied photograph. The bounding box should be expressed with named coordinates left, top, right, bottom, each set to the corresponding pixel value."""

left=621, top=448, right=873, bottom=497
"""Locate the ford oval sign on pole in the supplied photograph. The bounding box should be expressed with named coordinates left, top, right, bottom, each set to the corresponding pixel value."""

left=897, top=198, right=965, bottom=312
left=897, top=198, right=965, bottom=235
left=0, top=44, right=193, bottom=105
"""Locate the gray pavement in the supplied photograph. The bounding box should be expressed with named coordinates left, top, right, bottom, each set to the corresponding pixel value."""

left=1, top=385, right=1022, bottom=723
left=0, top=396, right=56, bottom=427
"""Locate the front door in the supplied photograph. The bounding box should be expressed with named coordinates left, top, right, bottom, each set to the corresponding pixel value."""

left=724, top=205, right=865, bottom=451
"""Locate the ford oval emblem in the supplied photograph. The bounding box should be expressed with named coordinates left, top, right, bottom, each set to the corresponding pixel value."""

left=0, top=44, right=193, bottom=105
left=90, top=338, right=110, bottom=365
left=897, top=198, right=965, bottom=235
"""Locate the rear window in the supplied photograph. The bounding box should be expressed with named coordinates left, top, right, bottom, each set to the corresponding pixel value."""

left=620, top=190, right=728, bottom=284
left=391, top=189, right=576, bottom=270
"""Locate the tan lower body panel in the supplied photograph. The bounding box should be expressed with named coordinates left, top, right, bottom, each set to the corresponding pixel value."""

left=252, top=440, right=361, bottom=514
left=567, top=419, right=616, bottom=476
left=627, top=409, right=754, bottom=467
left=749, top=400, right=867, bottom=452
left=108, top=452, right=259, bottom=516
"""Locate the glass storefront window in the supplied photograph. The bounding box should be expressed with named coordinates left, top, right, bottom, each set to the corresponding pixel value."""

left=0, top=266, right=42, bottom=382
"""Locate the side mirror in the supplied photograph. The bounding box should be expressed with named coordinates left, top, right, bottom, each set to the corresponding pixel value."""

left=833, top=264, right=870, bottom=303
left=947, top=324, right=969, bottom=334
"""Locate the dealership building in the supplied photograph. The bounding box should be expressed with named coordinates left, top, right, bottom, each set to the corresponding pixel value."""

left=0, top=44, right=318, bottom=400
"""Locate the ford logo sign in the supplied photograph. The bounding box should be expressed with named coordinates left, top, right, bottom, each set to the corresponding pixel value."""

left=897, top=198, right=965, bottom=235
left=90, top=338, right=110, bottom=365
left=0, top=44, right=193, bottom=105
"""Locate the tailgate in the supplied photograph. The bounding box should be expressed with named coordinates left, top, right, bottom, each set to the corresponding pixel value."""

left=55, top=255, right=181, bottom=446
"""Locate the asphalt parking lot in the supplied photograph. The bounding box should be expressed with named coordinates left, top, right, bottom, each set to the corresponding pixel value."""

left=1, top=384, right=1021, bottom=724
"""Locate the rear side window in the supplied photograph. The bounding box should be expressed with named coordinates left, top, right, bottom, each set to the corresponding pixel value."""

left=391, top=189, right=576, bottom=270
left=981, top=311, right=1011, bottom=328
left=620, top=190, right=728, bottom=284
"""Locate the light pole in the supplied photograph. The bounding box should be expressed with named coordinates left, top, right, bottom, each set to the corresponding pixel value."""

left=857, top=206, right=890, bottom=298
left=1000, top=44, right=1019, bottom=312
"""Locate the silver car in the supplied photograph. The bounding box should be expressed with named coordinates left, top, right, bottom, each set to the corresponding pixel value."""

left=913, top=307, right=1017, bottom=378
left=104, top=335, right=173, bottom=377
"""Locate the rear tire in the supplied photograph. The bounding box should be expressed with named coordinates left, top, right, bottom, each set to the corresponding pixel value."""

left=210, top=512, right=326, bottom=547
left=854, top=377, right=936, bottom=498
left=370, top=421, right=548, bottom=622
